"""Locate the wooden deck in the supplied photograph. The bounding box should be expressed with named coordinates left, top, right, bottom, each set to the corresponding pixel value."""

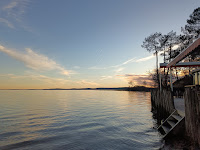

left=174, top=97, right=185, bottom=117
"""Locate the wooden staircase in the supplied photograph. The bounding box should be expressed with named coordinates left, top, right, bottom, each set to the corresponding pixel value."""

left=157, top=110, right=185, bottom=139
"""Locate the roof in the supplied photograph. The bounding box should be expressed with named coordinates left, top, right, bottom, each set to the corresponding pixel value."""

left=160, top=62, right=200, bottom=68
left=192, top=68, right=200, bottom=74
left=166, top=37, right=200, bottom=68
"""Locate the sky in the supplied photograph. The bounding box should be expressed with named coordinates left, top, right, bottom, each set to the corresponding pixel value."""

left=0, top=0, right=199, bottom=89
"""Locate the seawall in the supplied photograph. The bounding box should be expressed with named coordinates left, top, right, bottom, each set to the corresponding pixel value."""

left=151, top=89, right=175, bottom=125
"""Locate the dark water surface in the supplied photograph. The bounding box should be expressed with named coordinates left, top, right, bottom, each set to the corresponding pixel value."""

left=0, top=90, right=162, bottom=150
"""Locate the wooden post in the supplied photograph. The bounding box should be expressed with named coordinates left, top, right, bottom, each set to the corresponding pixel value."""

left=170, top=67, right=173, bottom=92
left=184, top=86, right=200, bottom=146
left=160, top=73, right=162, bottom=91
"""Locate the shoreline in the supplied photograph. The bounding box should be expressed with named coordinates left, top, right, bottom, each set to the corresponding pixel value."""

left=0, top=86, right=154, bottom=92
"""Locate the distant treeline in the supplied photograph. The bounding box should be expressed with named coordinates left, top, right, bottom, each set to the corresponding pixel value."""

left=1, top=86, right=153, bottom=91
left=101, top=86, right=153, bottom=92
left=42, top=86, right=153, bottom=92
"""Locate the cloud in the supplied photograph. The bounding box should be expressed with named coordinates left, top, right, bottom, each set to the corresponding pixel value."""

left=0, top=45, right=72, bottom=76
left=116, top=74, right=154, bottom=87
left=0, top=73, right=72, bottom=88
left=0, top=18, right=14, bottom=28
left=0, top=0, right=30, bottom=29
left=124, top=52, right=164, bottom=63
left=76, top=80, right=99, bottom=86
left=134, top=54, right=155, bottom=62
left=3, top=0, right=29, bottom=20
left=0, top=73, right=100, bottom=88
left=26, top=74, right=70, bottom=85
left=3, top=1, right=18, bottom=10
left=4, top=73, right=69, bottom=83
left=122, top=58, right=137, bottom=65
left=114, top=67, right=124, bottom=73
left=100, top=76, right=113, bottom=80
left=89, top=53, right=158, bottom=70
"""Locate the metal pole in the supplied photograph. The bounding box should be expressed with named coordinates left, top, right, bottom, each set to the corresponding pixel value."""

left=170, top=67, right=173, bottom=92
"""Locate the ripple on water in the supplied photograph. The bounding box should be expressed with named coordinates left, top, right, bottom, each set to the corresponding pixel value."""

left=0, top=90, right=162, bottom=150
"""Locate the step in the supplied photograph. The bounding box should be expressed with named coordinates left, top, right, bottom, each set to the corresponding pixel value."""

left=167, top=120, right=176, bottom=127
left=172, top=114, right=182, bottom=121
left=157, top=110, right=177, bottom=130
left=162, top=125, right=170, bottom=134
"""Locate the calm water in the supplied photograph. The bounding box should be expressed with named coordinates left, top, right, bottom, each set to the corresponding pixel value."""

left=0, top=90, right=162, bottom=150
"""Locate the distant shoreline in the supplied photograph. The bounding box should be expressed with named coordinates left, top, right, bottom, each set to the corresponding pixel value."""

left=0, top=86, right=154, bottom=92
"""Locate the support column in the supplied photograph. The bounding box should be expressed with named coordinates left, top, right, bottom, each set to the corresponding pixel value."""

left=170, top=67, right=173, bottom=92
left=160, top=73, right=162, bottom=91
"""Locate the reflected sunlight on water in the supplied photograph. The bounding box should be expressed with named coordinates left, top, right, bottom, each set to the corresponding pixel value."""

left=0, top=90, right=162, bottom=150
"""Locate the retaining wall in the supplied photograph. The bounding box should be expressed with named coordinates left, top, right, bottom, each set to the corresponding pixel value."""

left=151, top=89, right=175, bottom=125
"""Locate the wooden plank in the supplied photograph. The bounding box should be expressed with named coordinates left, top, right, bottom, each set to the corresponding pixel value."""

left=162, top=125, right=170, bottom=134
left=167, top=120, right=176, bottom=127
left=163, top=117, right=185, bottom=139
left=172, top=114, right=182, bottom=121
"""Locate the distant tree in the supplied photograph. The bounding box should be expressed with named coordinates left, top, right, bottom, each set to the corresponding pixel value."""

left=128, top=80, right=134, bottom=87
left=185, top=7, right=200, bottom=39
left=141, top=32, right=162, bottom=88
left=148, top=69, right=160, bottom=88
left=143, top=81, right=147, bottom=87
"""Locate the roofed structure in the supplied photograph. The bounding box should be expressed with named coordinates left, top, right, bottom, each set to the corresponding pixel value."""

left=166, top=37, right=200, bottom=68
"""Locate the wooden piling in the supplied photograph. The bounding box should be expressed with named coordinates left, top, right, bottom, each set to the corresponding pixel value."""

left=184, top=85, right=200, bottom=146
left=151, top=89, right=175, bottom=125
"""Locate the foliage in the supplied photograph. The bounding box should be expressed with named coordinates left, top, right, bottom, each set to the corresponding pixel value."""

left=185, top=7, right=200, bottom=38
left=160, top=31, right=179, bottom=62
left=141, top=32, right=162, bottom=53
left=141, top=32, right=163, bottom=88
left=140, top=7, right=200, bottom=88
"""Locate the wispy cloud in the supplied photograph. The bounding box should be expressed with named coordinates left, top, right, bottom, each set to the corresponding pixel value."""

left=76, top=80, right=99, bottom=86
left=0, top=45, right=73, bottom=76
left=121, top=57, right=137, bottom=65
left=0, top=0, right=30, bottom=29
left=1, top=73, right=69, bottom=83
left=0, top=73, right=72, bottom=89
left=0, top=73, right=100, bottom=88
left=3, top=0, right=29, bottom=21
left=0, top=18, right=14, bottom=28
left=116, top=74, right=153, bottom=87
left=89, top=53, right=157, bottom=70
left=3, top=1, right=18, bottom=10
left=134, top=54, right=155, bottom=62
left=100, top=76, right=113, bottom=80
left=114, top=67, right=124, bottom=73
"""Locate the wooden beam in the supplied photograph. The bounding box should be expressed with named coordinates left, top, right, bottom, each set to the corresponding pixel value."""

left=166, top=38, right=200, bottom=68
left=160, top=62, right=200, bottom=68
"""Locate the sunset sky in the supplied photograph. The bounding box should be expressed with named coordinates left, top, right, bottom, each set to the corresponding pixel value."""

left=0, top=0, right=199, bottom=89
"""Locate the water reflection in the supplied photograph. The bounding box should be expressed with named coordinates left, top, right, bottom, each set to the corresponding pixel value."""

left=0, top=90, right=162, bottom=149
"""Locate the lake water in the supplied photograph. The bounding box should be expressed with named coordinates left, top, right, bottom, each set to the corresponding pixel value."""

left=0, top=90, right=162, bottom=150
